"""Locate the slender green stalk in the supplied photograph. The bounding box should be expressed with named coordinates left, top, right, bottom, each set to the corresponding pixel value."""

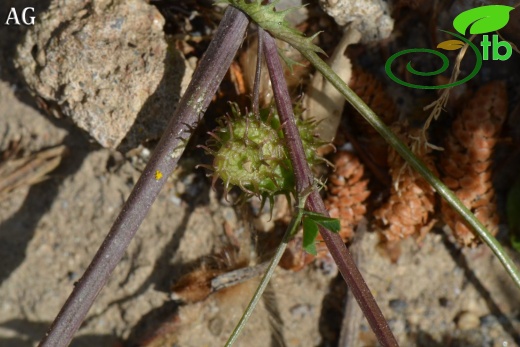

left=299, top=49, right=520, bottom=290
left=225, top=198, right=306, bottom=346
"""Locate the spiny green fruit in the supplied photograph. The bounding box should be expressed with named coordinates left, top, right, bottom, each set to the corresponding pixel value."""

left=202, top=104, right=321, bottom=200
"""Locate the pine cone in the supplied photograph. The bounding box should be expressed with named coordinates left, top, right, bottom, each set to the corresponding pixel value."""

left=374, top=124, right=437, bottom=242
left=347, top=68, right=397, bottom=183
left=440, top=81, right=507, bottom=246
left=323, top=151, right=370, bottom=242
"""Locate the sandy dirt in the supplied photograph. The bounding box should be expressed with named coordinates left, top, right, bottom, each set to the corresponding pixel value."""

left=1, top=1, right=520, bottom=347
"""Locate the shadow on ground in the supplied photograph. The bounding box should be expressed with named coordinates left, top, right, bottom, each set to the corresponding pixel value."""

left=0, top=319, right=118, bottom=347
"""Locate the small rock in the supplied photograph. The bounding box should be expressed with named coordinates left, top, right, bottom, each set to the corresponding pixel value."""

left=479, top=314, right=498, bottom=327
left=389, top=298, right=408, bottom=313
left=208, top=317, right=223, bottom=336
left=15, top=0, right=193, bottom=150
left=289, top=304, right=313, bottom=319
left=456, top=311, right=481, bottom=330
left=438, top=297, right=451, bottom=307
left=319, top=0, right=394, bottom=43
left=253, top=212, right=275, bottom=233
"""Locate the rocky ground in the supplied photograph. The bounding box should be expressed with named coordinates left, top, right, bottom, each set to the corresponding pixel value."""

left=1, top=1, right=520, bottom=347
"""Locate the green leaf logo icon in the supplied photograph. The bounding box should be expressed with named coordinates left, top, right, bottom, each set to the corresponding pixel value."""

left=453, top=5, right=514, bottom=35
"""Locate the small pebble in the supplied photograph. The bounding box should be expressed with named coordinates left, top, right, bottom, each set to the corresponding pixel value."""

left=289, top=304, right=313, bottom=319
left=456, top=311, right=480, bottom=330
left=208, top=317, right=223, bottom=336
left=438, top=297, right=450, bottom=307
left=389, top=298, right=408, bottom=313
left=480, top=314, right=498, bottom=326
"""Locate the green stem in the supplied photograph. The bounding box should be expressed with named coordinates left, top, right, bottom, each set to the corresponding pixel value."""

left=299, top=48, right=520, bottom=290
left=225, top=198, right=306, bottom=346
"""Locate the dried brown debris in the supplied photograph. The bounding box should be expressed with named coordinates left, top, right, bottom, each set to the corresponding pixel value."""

left=347, top=68, right=397, bottom=183
left=279, top=236, right=315, bottom=271
left=440, top=81, right=507, bottom=246
left=0, top=142, right=67, bottom=198
left=170, top=266, right=226, bottom=304
left=374, top=124, right=437, bottom=243
left=324, top=150, right=370, bottom=242
left=170, top=246, right=252, bottom=304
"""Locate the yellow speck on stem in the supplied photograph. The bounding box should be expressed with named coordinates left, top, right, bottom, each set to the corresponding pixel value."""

left=155, top=170, right=163, bottom=181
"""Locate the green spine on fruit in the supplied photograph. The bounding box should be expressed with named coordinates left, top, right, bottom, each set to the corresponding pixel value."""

left=204, top=104, right=321, bottom=199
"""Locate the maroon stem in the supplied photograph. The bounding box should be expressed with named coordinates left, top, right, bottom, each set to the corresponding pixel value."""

left=252, top=27, right=263, bottom=115
left=262, top=29, right=399, bottom=347
left=38, top=7, right=249, bottom=347
left=259, top=31, right=313, bottom=193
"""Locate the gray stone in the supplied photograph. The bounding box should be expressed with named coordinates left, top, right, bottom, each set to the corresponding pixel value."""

left=319, top=0, right=394, bottom=43
left=15, top=0, right=193, bottom=150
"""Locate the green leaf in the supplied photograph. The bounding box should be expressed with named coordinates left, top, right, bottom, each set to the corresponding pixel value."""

left=453, top=5, right=514, bottom=35
left=278, top=48, right=304, bottom=74
left=507, top=177, right=520, bottom=252
left=303, top=211, right=341, bottom=233
left=437, top=39, right=465, bottom=50
left=301, top=212, right=340, bottom=255
left=302, top=217, right=319, bottom=256
left=223, top=0, right=324, bottom=54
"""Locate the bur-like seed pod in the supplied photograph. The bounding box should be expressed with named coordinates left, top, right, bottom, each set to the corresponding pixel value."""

left=346, top=68, right=397, bottom=183
left=203, top=104, right=321, bottom=200
left=374, top=124, right=437, bottom=243
left=324, top=151, right=370, bottom=242
left=440, top=81, right=507, bottom=247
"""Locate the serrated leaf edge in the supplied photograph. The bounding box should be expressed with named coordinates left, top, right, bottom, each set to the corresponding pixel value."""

left=222, top=0, right=324, bottom=55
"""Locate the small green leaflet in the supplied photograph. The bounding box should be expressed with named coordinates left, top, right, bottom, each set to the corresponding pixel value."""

left=302, top=211, right=340, bottom=256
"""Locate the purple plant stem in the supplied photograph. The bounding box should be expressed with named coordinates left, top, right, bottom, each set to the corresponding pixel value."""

left=252, top=28, right=263, bottom=115
left=261, top=29, right=399, bottom=347
left=38, top=7, right=249, bottom=347
left=260, top=32, right=313, bottom=193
